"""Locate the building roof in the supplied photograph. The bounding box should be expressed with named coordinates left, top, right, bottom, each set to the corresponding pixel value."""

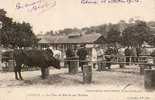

left=38, top=33, right=103, bottom=44
left=38, top=38, right=49, bottom=44
left=150, top=27, right=155, bottom=35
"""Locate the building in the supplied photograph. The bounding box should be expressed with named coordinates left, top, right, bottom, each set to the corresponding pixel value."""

left=38, top=33, right=106, bottom=51
left=38, top=33, right=106, bottom=60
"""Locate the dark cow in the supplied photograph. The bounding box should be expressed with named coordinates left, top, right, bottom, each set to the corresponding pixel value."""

left=13, top=49, right=61, bottom=80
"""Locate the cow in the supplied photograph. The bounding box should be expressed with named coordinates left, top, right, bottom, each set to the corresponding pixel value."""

left=13, top=48, right=61, bottom=80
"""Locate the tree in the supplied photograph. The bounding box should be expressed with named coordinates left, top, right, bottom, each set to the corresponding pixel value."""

left=121, top=20, right=151, bottom=47
left=58, top=28, right=81, bottom=35
left=82, top=27, right=95, bottom=34
left=118, top=20, right=128, bottom=36
left=106, top=24, right=121, bottom=46
left=45, top=30, right=54, bottom=36
left=0, top=9, right=38, bottom=48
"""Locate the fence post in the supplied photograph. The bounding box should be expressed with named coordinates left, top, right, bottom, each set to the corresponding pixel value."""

left=83, top=65, right=92, bottom=84
left=68, top=57, right=78, bottom=74
left=129, top=56, right=132, bottom=65
left=8, top=60, right=14, bottom=72
left=97, top=61, right=106, bottom=71
left=144, top=69, right=155, bottom=89
left=119, top=55, right=125, bottom=68
left=139, top=65, right=145, bottom=75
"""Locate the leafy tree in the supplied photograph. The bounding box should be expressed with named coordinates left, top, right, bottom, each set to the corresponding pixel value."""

left=0, top=9, right=38, bottom=48
left=82, top=27, right=96, bottom=34
left=0, top=9, right=12, bottom=30
left=121, top=20, right=151, bottom=47
left=58, top=28, right=81, bottom=35
left=106, top=24, right=121, bottom=46
left=45, top=30, right=54, bottom=36
left=147, top=21, right=155, bottom=27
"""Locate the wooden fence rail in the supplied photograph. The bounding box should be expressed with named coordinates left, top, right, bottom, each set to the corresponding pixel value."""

left=1, top=55, right=155, bottom=72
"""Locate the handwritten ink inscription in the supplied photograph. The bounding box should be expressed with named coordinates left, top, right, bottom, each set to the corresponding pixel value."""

left=81, top=0, right=141, bottom=4
left=16, top=0, right=56, bottom=13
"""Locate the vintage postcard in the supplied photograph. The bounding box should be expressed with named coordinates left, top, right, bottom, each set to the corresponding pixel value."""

left=0, top=0, right=155, bottom=100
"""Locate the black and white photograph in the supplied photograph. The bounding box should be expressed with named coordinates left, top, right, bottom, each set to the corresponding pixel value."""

left=0, top=0, right=155, bottom=100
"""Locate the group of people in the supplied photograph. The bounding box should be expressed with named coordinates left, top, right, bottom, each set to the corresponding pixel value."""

left=65, top=45, right=118, bottom=71
left=46, top=44, right=151, bottom=72
left=124, top=47, right=150, bottom=65
left=65, top=44, right=88, bottom=72
left=95, top=46, right=118, bottom=70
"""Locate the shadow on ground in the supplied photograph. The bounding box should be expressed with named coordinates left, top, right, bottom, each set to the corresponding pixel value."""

left=18, top=73, right=84, bottom=87
left=0, top=67, right=144, bottom=88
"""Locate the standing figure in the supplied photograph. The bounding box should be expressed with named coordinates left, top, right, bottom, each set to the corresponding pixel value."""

left=130, top=47, right=137, bottom=63
left=65, top=48, right=75, bottom=68
left=105, top=47, right=113, bottom=69
left=77, top=44, right=88, bottom=72
left=91, top=46, right=97, bottom=68
left=139, top=47, right=149, bottom=64
left=97, top=47, right=104, bottom=71
left=124, top=47, right=130, bottom=65
left=118, top=48, right=125, bottom=68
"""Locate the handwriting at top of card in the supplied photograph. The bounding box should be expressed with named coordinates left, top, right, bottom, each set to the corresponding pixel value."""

left=81, top=0, right=142, bottom=4
left=16, top=0, right=56, bottom=13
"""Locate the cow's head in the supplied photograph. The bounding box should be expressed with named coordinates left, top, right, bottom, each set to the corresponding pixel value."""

left=50, top=57, right=61, bottom=69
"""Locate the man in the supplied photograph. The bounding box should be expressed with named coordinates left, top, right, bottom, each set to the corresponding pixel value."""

left=130, top=47, right=137, bottom=63
left=65, top=48, right=75, bottom=68
left=124, top=47, right=130, bottom=65
left=105, top=47, right=113, bottom=69
left=139, top=46, right=149, bottom=64
left=91, top=45, right=97, bottom=68
left=77, top=44, right=88, bottom=72
left=97, top=46, right=104, bottom=71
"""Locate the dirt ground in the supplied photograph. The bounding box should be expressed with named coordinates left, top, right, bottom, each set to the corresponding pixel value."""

left=0, top=65, right=154, bottom=100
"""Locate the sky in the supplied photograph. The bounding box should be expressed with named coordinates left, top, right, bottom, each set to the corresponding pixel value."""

left=0, top=0, right=155, bottom=34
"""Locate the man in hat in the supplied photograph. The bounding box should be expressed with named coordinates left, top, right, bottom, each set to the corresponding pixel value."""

left=105, top=47, right=113, bottom=69
left=77, top=44, right=88, bottom=72
left=66, top=48, right=75, bottom=68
